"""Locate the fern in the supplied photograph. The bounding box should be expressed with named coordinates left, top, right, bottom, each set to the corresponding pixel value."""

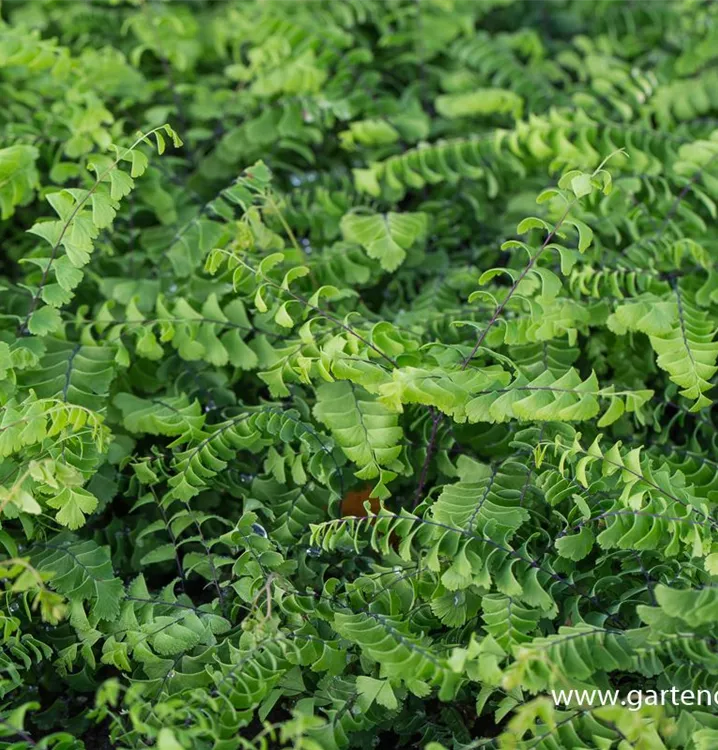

left=0, top=145, right=38, bottom=219
left=1, top=2, right=718, bottom=748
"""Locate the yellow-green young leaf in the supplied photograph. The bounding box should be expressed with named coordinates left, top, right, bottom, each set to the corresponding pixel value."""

left=517, top=217, right=553, bottom=235
left=27, top=219, right=62, bottom=249
left=115, top=341, right=130, bottom=367
left=345, top=119, right=400, bottom=147
left=28, top=305, right=63, bottom=336
left=157, top=728, right=184, bottom=750
left=0, top=486, right=41, bottom=515
left=154, top=129, right=166, bottom=155
left=704, top=553, right=718, bottom=575
left=136, top=329, right=164, bottom=360
left=353, top=167, right=381, bottom=197
left=435, top=89, right=523, bottom=119
left=597, top=397, right=624, bottom=427
left=0, top=144, right=39, bottom=219
left=648, top=295, right=718, bottom=409
left=108, top=168, right=134, bottom=201
left=130, top=149, right=149, bottom=178
left=254, top=286, right=269, bottom=313
left=157, top=727, right=185, bottom=750
left=259, top=252, right=285, bottom=275
left=41, top=283, right=72, bottom=308
left=163, top=124, right=183, bottom=148
left=54, top=256, right=83, bottom=292
left=555, top=527, right=594, bottom=561
left=565, top=218, right=594, bottom=252
left=275, top=301, right=295, bottom=328
left=356, top=676, right=398, bottom=710
left=570, top=172, right=593, bottom=198
left=101, top=637, right=132, bottom=671
left=90, top=191, right=118, bottom=228
left=47, top=487, right=99, bottom=529
left=281, top=265, right=310, bottom=289
left=340, top=211, right=428, bottom=272
left=132, top=461, right=159, bottom=484
left=607, top=297, right=677, bottom=336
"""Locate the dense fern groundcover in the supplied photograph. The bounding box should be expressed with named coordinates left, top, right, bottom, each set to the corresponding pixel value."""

left=2, top=0, right=718, bottom=747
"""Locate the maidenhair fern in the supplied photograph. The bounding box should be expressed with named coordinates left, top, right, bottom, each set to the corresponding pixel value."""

left=1, top=1, right=718, bottom=748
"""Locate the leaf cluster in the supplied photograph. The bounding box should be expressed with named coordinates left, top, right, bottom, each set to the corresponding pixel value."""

left=0, top=1, right=717, bottom=748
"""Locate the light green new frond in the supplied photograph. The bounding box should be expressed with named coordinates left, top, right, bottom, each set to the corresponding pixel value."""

left=650, top=69, right=718, bottom=128
left=377, top=366, right=510, bottom=422
left=482, top=296, right=593, bottom=349
left=102, top=291, right=261, bottom=370
left=340, top=119, right=400, bottom=149
left=114, top=393, right=206, bottom=437
left=435, top=90, right=523, bottom=120
left=552, top=435, right=714, bottom=559
left=645, top=584, right=718, bottom=628
left=0, top=395, right=107, bottom=459
left=22, top=125, right=178, bottom=327
left=465, top=368, right=652, bottom=426
left=499, top=700, right=671, bottom=750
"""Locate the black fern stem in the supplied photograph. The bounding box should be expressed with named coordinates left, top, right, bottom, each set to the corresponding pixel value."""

left=460, top=201, right=576, bottom=370
left=413, top=407, right=442, bottom=507
left=156, top=490, right=187, bottom=593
